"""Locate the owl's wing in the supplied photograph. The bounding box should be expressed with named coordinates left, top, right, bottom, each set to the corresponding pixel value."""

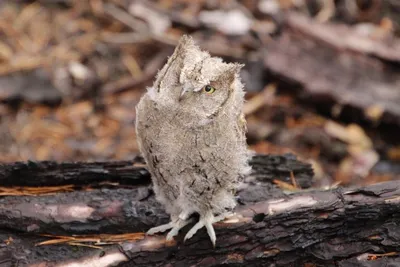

left=136, top=95, right=181, bottom=204
left=233, top=111, right=249, bottom=187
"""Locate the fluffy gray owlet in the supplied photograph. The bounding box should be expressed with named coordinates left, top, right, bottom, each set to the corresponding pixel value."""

left=135, top=35, right=250, bottom=247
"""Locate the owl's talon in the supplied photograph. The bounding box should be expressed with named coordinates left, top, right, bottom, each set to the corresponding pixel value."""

left=166, top=218, right=194, bottom=241
left=184, top=220, right=204, bottom=242
left=166, top=229, right=178, bottom=241
left=183, top=212, right=234, bottom=246
left=147, top=222, right=175, bottom=235
left=204, top=221, right=216, bottom=248
left=148, top=217, right=194, bottom=240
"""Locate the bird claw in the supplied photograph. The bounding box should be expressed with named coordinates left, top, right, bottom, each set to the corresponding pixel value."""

left=148, top=212, right=234, bottom=246
left=165, top=218, right=194, bottom=241
left=183, top=220, right=205, bottom=242
left=147, top=217, right=194, bottom=241
left=184, top=212, right=233, bottom=247
left=147, top=222, right=175, bottom=235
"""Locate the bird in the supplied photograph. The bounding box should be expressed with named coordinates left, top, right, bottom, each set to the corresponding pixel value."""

left=135, top=35, right=250, bottom=247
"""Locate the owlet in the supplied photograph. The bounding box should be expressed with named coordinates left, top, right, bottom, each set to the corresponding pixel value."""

left=135, top=35, right=250, bottom=247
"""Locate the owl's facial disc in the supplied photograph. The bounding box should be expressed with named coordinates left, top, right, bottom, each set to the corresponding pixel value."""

left=176, top=79, right=232, bottom=122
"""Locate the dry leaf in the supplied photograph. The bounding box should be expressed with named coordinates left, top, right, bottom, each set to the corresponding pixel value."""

left=324, top=121, right=372, bottom=149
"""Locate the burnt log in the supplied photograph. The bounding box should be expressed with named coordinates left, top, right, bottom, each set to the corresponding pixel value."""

left=0, top=181, right=398, bottom=266
left=0, top=154, right=312, bottom=188
left=0, top=154, right=399, bottom=266
left=0, top=154, right=312, bottom=234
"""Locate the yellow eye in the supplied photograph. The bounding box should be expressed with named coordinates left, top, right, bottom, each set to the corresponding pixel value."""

left=203, top=85, right=216, bottom=94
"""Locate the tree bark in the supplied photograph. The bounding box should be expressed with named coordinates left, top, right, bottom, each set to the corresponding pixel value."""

left=0, top=181, right=399, bottom=266
left=0, top=154, right=399, bottom=266
left=0, top=154, right=313, bottom=188
left=0, top=154, right=313, bottom=235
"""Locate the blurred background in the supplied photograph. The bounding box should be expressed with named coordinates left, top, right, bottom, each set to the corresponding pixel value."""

left=0, top=0, right=399, bottom=188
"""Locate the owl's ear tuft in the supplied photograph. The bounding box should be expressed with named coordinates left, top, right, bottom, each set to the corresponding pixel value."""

left=231, top=63, right=244, bottom=74
left=225, top=63, right=243, bottom=83
left=172, top=35, right=197, bottom=57
left=224, top=63, right=243, bottom=91
left=178, top=35, right=195, bottom=47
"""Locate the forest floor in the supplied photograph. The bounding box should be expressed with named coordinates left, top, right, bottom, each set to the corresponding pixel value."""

left=0, top=0, right=399, bottom=187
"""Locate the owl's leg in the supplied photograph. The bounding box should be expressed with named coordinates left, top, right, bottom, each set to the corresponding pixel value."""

left=183, top=212, right=232, bottom=247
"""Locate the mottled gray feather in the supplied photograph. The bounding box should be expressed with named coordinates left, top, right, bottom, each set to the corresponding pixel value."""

left=136, top=35, right=250, bottom=243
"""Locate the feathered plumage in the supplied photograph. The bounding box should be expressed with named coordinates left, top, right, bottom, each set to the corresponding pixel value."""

left=135, top=35, right=250, bottom=246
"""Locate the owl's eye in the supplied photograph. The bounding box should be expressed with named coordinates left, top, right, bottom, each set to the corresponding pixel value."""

left=203, top=85, right=216, bottom=94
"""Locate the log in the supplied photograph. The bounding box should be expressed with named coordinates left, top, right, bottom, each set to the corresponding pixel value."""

left=0, top=154, right=313, bottom=188
left=0, top=155, right=399, bottom=266
left=0, top=157, right=150, bottom=187
left=0, top=154, right=313, bottom=235
left=0, top=181, right=399, bottom=266
left=265, top=12, right=400, bottom=126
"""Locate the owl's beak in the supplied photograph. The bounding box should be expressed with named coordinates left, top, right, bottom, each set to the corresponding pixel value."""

left=178, top=87, right=189, bottom=101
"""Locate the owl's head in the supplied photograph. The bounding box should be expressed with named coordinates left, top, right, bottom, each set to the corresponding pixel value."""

left=150, top=36, right=245, bottom=123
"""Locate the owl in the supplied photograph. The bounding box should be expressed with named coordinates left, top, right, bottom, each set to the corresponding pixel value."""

left=135, top=35, right=250, bottom=247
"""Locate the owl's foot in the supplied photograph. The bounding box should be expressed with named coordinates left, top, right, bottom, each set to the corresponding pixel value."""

left=146, top=222, right=175, bottom=235
left=184, top=212, right=233, bottom=247
left=147, top=217, right=194, bottom=241
left=166, top=218, right=194, bottom=241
